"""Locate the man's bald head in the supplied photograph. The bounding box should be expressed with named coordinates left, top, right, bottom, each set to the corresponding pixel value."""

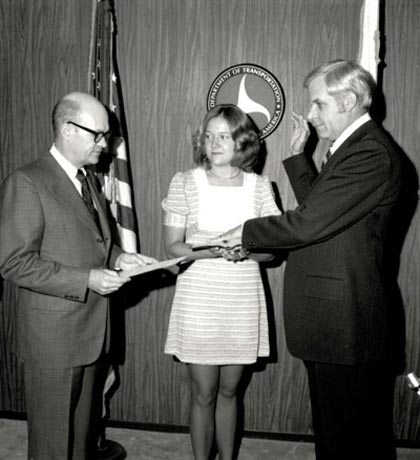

left=52, top=92, right=110, bottom=168
left=52, top=92, right=107, bottom=138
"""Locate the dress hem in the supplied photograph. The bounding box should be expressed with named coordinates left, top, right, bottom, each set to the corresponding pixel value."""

left=165, top=352, right=269, bottom=366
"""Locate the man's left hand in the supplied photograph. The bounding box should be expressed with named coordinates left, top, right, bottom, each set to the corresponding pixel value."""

left=209, top=225, right=243, bottom=248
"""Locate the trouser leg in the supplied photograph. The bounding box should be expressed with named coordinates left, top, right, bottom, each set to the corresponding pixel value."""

left=305, top=360, right=396, bottom=460
left=24, top=357, right=106, bottom=460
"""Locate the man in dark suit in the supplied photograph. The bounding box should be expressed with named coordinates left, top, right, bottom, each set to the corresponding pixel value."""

left=212, top=60, right=402, bottom=459
left=0, top=92, right=155, bottom=460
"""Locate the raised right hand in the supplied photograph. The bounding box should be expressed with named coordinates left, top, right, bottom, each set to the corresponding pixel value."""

left=290, top=112, right=310, bottom=155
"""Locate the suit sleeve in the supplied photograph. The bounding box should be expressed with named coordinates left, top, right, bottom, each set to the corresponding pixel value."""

left=243, top=140, right=397, bottom=250
left=283, top=153, right=318, bottom=204
left=0, top=170, right=89, bottom=300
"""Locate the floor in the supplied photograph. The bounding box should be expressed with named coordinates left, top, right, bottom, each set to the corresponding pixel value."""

left=0, top=418, right=419, bottom=460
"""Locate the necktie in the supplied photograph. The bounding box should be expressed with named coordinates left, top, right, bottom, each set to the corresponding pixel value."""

left=76, top=169, right=102, bottom=233
left=321, top=149, right=332, bottom=170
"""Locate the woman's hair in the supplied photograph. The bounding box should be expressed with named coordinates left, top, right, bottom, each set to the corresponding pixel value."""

left=303, top=59, right=376, bottom=110
left=192, top=104, right=261, bottom=172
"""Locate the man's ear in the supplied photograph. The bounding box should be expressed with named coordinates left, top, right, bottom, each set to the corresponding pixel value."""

left=61, top=122, right=73, bottom=139
left=343, top=91, right=357, bottom=111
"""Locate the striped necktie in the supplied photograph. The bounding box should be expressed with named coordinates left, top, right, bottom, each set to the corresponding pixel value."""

left=76, top=169, right=102, bottom=233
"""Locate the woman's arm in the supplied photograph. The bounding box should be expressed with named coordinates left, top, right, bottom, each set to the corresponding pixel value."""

left=164, top=225, right=221, bottom=262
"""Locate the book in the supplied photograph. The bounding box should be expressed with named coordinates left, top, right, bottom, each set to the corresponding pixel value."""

left=191, top=243, right=242, bottom=251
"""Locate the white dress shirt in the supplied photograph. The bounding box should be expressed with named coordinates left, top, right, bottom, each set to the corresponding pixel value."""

left=329, top=112, right=371, bottom=156
left=49, top=144, right=86, bottom=196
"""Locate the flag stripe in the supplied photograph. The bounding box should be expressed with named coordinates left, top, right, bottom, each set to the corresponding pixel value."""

left=113, top=177, right=133, bottom=208
left=116, top=202, right=137, bottom=230
left=116, top=225, right=138, bottom=253
left=114, top=158, right=131, bottom=184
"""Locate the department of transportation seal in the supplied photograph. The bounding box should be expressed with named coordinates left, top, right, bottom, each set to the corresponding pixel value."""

left=207, top=63, right=285, bottom=139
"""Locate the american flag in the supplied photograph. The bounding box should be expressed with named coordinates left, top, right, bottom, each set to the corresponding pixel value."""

left=88, top=0, right=138, bottom=253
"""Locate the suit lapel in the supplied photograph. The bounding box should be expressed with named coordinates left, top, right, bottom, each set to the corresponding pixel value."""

left=315, top=119, right=377, bottom=180
left=41, top=154, right=110, bottom=239
left=330, top=119, right=377, bottom=159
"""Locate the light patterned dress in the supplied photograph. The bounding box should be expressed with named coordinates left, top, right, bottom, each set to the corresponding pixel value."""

left=162, top=167, right=281, bottom=365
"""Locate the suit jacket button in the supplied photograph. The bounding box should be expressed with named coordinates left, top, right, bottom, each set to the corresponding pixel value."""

left=97, top=238, right=103, bottom=243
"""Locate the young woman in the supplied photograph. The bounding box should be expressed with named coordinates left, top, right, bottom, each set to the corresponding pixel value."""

left=162, top=104, right=281, bottom=460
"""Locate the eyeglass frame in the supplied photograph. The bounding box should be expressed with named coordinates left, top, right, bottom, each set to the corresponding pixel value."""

left=67, top=121, right=111, bottom=144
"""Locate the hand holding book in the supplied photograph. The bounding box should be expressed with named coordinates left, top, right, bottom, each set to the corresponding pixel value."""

left=208, top=224, right=243, bottom=249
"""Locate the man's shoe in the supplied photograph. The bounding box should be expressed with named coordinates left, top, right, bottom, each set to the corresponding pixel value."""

left=96, top=439, right=127, bottom=460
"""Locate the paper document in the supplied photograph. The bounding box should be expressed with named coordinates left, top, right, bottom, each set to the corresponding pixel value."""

left=121, top=256, right=186, bottom=277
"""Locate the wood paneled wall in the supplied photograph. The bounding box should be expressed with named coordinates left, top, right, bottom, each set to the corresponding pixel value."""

left=0, top=0, right=419, bottom=441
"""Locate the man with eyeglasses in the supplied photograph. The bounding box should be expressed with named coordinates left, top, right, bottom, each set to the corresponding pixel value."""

left=0, top=92, right=155, bottom=460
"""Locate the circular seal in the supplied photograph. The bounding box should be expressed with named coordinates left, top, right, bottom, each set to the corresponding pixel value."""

left=207, top=63, right=285, bottom=139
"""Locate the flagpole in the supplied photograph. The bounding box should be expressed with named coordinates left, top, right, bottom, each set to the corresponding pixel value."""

left=87, top=0, right=99, bottom=92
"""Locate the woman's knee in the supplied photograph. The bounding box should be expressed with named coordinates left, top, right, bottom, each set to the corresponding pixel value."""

left=189, top=364, right=220, bottom=406
left=218, top=381, right=239, bottom=400
left=218, top=366, right=244, bottom=399
left=191, top=381, right=218, bottom=406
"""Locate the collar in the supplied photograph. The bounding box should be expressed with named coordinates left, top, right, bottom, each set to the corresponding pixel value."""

left=49, top=144, right=85, bottom=180
left=330, top=113, right=371, bottom=154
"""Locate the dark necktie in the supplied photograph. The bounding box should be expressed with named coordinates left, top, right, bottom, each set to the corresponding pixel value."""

left=76, top=169, right=102, bottom=233
left=321, top=149, right=332, bottom=170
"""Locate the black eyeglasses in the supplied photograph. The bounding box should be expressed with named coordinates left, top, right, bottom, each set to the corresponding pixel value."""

left=67, top=121, right=111, bottom=143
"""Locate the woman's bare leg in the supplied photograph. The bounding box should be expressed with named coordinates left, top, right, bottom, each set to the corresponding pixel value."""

left=188, top=364, right=219, bottom=460
left=215, top=365, right=245, bottom=460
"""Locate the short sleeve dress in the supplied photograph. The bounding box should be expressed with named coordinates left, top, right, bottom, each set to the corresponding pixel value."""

left=162, top=167, right=281, bottom=365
